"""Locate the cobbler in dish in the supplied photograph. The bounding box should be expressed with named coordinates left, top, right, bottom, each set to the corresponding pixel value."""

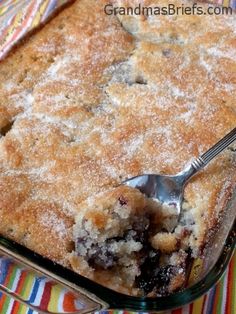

left=0, top=0, right=235, bottom=296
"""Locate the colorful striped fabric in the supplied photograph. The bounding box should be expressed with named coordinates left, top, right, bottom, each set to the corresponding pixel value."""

left=0, top=0, right=236, bottom=60
left=0, top=251, right=235, bottom=313
left=0, top=255, right=86, bottom=313
left=211, top=0, right=236, bottom=8
left=0, top=0, right=71, bottom=60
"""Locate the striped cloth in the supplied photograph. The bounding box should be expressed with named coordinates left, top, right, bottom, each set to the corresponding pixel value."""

left=0, top=0, right=236, bottom=60
left=0, top=0, right=71, bottom=60
left=0, top=251, right=235, bottom=313
left=0, top=255, right=85, bottom=313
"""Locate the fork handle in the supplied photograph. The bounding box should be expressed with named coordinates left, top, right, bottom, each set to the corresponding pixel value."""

left=191, top=127, right=236, bottom=171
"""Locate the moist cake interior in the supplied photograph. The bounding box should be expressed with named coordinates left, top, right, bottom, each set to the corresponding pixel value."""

left=72, top=186, right=189, bottom=296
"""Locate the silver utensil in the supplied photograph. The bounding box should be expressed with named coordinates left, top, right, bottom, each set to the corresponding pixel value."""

left=123, top=127, right=236, bottom=228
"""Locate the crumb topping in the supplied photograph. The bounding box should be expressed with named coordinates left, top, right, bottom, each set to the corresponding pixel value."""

left=0, top=0, right=235, bottom=296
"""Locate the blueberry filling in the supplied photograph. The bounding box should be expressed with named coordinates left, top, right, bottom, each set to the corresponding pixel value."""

left=76, top=235, right=119, bottom=269
left=135, top=242, right=174, bottom=295
left=76, top=214, right=185, bottom=295
left=162, top=49, right=172, bottom=57
left=86, top=241, right=119, bottom=269
left=136, top=263, right=174, bottom=295
left=118, top=196, right=128, bottom=206
left=77, top=215, right=150, bottom=270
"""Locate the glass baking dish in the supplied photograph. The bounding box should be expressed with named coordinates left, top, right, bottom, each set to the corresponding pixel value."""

left=0, top=187, right=235, bottom=313
left=0, top=0, right=235, bottom=312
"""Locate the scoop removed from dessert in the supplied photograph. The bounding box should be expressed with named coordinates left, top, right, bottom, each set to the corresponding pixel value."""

left=123, top=127, right=236, bottom=229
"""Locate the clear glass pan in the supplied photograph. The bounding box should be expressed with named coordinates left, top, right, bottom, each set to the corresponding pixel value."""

left=0, top=0, right=235, bottom=311
left=0, top=188, right=235, bottom=313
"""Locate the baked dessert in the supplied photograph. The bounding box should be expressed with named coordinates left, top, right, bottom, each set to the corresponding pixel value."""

left=0, top=0, right=235, bottom=296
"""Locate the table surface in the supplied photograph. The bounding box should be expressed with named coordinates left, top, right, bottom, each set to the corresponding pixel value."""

left=0, top=251, right=235, bottom=314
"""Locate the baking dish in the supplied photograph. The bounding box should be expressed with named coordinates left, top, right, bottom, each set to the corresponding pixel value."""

left=0, top=0, right=235, bottom=312
left=0, top=187, right=235, bottom=313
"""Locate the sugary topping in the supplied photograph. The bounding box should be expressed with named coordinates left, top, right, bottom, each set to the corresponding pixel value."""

left=0, top=0, right=235, bottom=294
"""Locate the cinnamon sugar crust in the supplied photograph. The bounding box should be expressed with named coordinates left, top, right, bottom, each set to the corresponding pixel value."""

left=0, top=0, right=235, bottom=296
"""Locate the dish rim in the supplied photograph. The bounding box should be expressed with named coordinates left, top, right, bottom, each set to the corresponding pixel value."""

left=0, top=218, right=235, bottom=312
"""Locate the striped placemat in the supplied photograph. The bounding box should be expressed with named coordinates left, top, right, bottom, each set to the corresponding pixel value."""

left=0, top=255, right=86, bottom=313
left=0, top=251, right=235, bottom=313
left=0, top=0, right=71, bottom=60
left=0, top=0, right=236, bottom=61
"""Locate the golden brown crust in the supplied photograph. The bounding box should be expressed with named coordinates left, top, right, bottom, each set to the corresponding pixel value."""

left=0, top=0, right=235, bottom=295
left=0, top=0, right=134, bottom=266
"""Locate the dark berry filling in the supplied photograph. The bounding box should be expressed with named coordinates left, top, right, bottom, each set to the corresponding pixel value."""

left=86, top=241, right=119, bottom=269
left=118, top=196, right=128, bottom=206
left=136, top=251, right=174, bottom=295
left=77, top=216, right=150, bottom=270
left=162, top=49, right=172, bottom=57
left=77, top=214, right=186, bottom=296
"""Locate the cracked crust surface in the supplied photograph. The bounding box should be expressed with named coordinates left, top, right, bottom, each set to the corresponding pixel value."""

left=0, top=0, right=235, bottom=295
